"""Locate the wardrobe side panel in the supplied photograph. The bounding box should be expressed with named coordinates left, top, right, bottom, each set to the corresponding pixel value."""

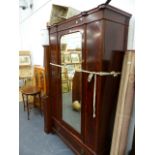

left=98, top=21, right=128, bottom=154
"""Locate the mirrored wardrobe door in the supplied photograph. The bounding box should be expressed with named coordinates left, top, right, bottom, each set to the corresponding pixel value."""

left=60, top=32, right=82, bottom=133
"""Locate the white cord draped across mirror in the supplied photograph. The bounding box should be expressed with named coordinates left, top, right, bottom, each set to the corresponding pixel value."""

left=50, top=62, right=121, bottom=118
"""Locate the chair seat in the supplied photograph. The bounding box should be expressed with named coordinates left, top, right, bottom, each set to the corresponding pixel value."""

left=21, top=86, right=41, bottom=95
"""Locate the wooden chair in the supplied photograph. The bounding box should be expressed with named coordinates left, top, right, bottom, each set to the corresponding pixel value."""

left=21, top=65, right=46, bottom=120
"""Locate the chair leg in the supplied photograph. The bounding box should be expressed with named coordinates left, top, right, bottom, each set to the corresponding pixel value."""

left=22, top=93, right=26, bottom=111
left=38, top=93, right=42, bottom=116
left=26, top=95, right=30, bottom=120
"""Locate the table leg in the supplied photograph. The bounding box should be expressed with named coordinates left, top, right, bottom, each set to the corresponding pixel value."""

left=22, top=93, right=26, bottom=111
left=38, top=93, right=42, bottom=116
left=33, top=95, right=36, bottom=107
left=26, top=95, right=30, bottom=120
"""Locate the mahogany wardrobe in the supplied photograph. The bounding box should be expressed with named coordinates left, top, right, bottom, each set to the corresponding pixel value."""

left=43, top=3, right=131, bottom=155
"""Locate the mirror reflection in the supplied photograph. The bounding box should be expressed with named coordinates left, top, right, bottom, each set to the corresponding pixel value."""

left=60, top=32, right=82, bottom=133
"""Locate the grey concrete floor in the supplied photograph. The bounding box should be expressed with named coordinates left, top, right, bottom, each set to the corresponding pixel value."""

left=19, top=102, right=75, bottom=155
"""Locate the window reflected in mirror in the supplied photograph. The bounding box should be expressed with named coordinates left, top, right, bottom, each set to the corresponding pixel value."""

left=60, top=32, right=82, bottom=133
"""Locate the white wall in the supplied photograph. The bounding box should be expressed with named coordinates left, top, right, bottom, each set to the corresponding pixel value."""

left=19, top=0, right=135, bottom=65
left=19, top=0, right=52, bottom=65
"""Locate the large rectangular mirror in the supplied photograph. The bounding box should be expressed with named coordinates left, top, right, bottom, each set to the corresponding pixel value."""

left=60, top=32, right=82, bottom=133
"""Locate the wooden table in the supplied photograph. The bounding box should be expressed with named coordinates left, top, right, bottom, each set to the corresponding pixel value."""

left=21, top=86, right=42, bottom=120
